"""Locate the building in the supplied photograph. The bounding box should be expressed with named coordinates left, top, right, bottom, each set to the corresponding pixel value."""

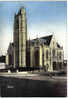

left=5, top=43, right=14, bottom=68
left=27, top=35, right=64, bottom=72
left=6, top=7, right=64, bottom=72
left=13, top=7, right=27, bottom=68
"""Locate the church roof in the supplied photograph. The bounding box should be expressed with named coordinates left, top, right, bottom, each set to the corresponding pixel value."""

left=31, top=35, right=53, bottom=46
left=40, top=35, right=53, bottom=45
left=57, top=42, right=63, bottom=49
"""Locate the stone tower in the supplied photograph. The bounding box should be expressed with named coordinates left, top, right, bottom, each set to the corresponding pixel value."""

left=14, top=7, right=27, bottom=68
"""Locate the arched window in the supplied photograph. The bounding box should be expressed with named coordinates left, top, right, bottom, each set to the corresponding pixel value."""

left=59, top=52, right=62, bottom=59
left=26, top=51, right=30, bottom=66
left=53, top=49, right=55, bottom=57
left=34, top=50, right=39, bottom=67
left=9, top=54, right=12, bottom=65
left=46, top=50, right=48, bottom=60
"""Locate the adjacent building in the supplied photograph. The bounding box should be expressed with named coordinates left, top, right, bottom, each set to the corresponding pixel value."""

left=6, top=7, right=64, bottom=72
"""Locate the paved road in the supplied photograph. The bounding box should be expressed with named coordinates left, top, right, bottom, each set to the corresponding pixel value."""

left=0, top=72, right=67, bottom=97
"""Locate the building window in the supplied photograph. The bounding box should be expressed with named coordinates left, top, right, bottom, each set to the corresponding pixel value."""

left=59, top=52, right=62, bottom=59
left=34, top=50, right=39, bottom=67
left=53, top=49, right=55, bottom=57
left=46, top=50, right=48, bottom=60
left=46, top=64, right=49, bottom=71
left=53, top=62, right=56, bottom=70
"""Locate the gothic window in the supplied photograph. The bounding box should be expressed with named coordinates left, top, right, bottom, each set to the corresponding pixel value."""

left=26, top=51, right=30, bottom=66
left=9, top=54, right=12, bottom=65
left=46, top=50, right=48, bottom=60
left=53, top=49, right=55, bottom=57
left=46, top=64, right=49, bottom=71
left=34, top=50, right=39, bottom=67
left=59, top=52, right=62, bottom=59
left=53, top=62, right=56, bottom=70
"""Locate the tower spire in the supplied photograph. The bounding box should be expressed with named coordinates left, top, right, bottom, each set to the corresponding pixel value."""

left=14, top=7, right=27, bottom=67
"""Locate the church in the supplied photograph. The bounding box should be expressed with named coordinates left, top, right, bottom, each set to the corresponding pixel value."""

left=5, top=7, right=64, bottom=72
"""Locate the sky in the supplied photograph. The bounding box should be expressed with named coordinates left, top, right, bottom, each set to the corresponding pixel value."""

left=0, top=1, right=67, bottom=58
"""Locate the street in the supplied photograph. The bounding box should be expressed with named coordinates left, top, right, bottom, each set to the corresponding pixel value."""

left=0, top=72, right=67, bottom=97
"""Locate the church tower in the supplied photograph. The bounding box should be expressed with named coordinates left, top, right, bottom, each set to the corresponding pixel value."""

left=14, top=7, right=27, bottom=68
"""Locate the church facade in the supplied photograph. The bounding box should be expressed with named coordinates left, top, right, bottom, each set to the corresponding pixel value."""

left=6, top=7, right=64, bottom=72
left=26, top=35, right=64, bottom=72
